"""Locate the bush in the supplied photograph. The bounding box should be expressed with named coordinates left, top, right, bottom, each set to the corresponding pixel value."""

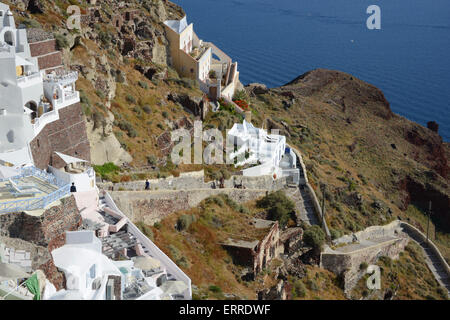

left=303, top=225, right=326, bottom=251
left=55, top=34, right=69, bottom=49
left=233, top=90, right=248, bottom=102
left=146, top=155, right=157, bottom=165
left=138, top=81, right=148, bottom=89
left=292, top=280, right=306, bottom=298
left=142, top=105, right=152, bottom=114
left=93, top=162, right=120, bottom=179
left=126, top=94, right=136, bottom=104
left=209, top=285, right=222, bottom=293
left=136, top=221, right=153, bottom=240
left=176, top=214, right=196, bottom=231
left=257, top=191, right=295, bottom=227
left=162, top=111, right=169, bottom=118
left=360, top=262, right=369, bottom=270
left=117, top=120, right=137, bottom=138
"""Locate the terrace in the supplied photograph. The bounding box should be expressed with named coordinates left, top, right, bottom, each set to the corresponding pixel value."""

left=0, top=166, right=70, bottom=214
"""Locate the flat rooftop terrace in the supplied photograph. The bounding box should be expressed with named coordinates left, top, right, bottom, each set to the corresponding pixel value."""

left=0, top=168, right=68, bottom=214
left=0, top=176, right=58, bottom=202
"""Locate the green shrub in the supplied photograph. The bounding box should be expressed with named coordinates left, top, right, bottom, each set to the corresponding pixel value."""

left=146, top=155, right=157, bottom=165
left=209, top=285, right=222, bottom=293
left=233, top=89, right=248, bottom=102
left=21, top=19, right=41, bottom=29
left=117, top=120, right=137, bottom=138
left=138, top=81, right=149, bottom=89
left=93, top=162, right=120, bottom=179
left=162, top=111, right=169, bottom=118
left=360, top=262, right=369, bottom=270
left=176, top=214, right=196, bottom=231
left=126, top=94, right=136, bottom=104
left=142, top=105, right=152, bottom=114
left=55, top=34, right=69, bottom=49
left=257, top=191, right=295, bottom=227
left=292, top=280, right=306, bottom=298
left=307, top=279, right=319, bottom=291
left=136, top=221, right=153, bottom=240
left=303, top=225, right=326, bottom=251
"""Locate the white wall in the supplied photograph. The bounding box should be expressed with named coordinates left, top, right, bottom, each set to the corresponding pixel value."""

left=49, top=166, right=96, bottom=192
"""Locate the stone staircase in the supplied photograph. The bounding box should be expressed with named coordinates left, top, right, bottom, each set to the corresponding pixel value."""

left=402, top=227, right=450, bottom=294
left=98, top=195, right=151, bottom=257
left=285, top=186, right=319, bottom=226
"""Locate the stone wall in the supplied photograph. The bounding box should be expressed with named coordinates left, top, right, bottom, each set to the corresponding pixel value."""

left=321, top=237, right=409, bottom=293
left=110, top=189, right=269, bottom=225
left=29, top=39, right=57, bottom=57
left=320, top=222, right=410, bottom=293
left=100, top=170, right=287, bottom=193
left=29, top=37, right=63, bottom=71
left=29, top=102, right=91, bottom=170
left=0, top=195, right=82, bottom=290
left=254, top=221, right=282, bottom=274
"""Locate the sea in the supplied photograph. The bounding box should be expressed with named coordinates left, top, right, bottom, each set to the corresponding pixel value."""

left=173, top=0, right=450, bottom=141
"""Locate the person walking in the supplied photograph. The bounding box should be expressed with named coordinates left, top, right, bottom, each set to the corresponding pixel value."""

left=145, top=179, right=150, bottom=190
left=70, top=183, right=77, bottom=193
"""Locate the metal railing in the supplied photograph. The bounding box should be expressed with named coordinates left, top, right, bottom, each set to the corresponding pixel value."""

left=0, top=167, right=71, bottom=214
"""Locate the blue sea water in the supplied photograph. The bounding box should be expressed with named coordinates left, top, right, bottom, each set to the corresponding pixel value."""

left=173, top=0, right=450, bottom=141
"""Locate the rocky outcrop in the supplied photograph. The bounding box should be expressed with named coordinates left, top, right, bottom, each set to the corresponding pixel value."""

left=167, top=93, right=207, bottom=118
left=280, top=69, right=394, bottom=120
left=86, top=111, right=133, bottom=165
left=400, top=176, right=450, bottom=232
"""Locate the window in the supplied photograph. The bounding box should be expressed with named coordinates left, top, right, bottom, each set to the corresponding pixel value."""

left=4, top=31, right=14, bottom=46
left=89, top=264, right=96, bottom=278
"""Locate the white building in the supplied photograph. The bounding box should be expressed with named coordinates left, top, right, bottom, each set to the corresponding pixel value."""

left=47, top=230, right=188, bottom=300
left=0, top=2, right=80, bottom=167
left=227, top=120, right=298, bottom=182
left=49, top=231, right=124, bottom=300
left=163, top=16, right=240, bottom=101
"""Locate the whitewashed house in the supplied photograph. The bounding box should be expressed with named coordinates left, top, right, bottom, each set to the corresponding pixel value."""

left=227, top=120, right=298, bottom=182
left=49, top=231, right=123, bottom=300
left=163, top=16, right=240, bottom=101
left=0, top=2, right=80, bottom=167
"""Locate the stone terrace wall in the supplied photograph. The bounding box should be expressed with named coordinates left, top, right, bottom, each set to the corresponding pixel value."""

left=100, top=170, right=287, bottom=192
left=321, top=237, right=409, bottom=293
left=30, top=102, right=91, bottom=170
left=333, top=220, right=403, bottom=246
left=0, top=196, right=82, bottom=249
left=110, top=189, right=269, bottom=225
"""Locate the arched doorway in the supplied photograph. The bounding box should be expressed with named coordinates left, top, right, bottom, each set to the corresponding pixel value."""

left=25, top=101, right=38, bottom=121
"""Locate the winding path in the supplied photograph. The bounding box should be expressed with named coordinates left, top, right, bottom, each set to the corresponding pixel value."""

left=400, top=224, right=450, bottom=294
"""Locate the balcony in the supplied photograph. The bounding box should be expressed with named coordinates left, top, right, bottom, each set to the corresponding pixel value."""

left=43, top=71, right=78, bottom=86
left=16, top=72, right=41, bottom=86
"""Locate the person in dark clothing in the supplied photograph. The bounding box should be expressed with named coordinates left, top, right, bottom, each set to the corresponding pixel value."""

left=70, top=183, right=77, bottom=193
left=145, top=180, right=150, bottom=190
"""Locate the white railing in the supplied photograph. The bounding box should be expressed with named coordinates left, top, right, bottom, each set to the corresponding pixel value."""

left=32, top=109, right=59, bottom=136
left=102, top=192, right=192, bottom=299
left=17, top=72, right=41, bottom=84
left=53, top=91, right=80, bottom=110
left=44, top=71, right=78, bottom=85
